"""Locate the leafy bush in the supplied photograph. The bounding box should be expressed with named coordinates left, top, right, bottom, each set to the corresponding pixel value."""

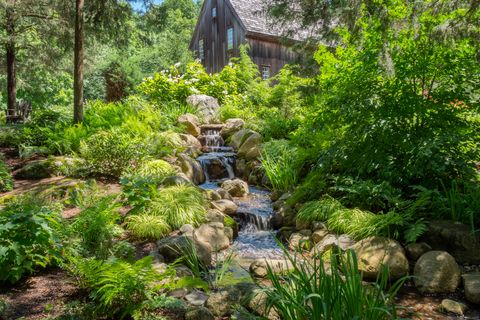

left=69, top=195, right=122, bottom=259
left=143, top=185, right=207, bottom=229
left=260, top=248, right=404, bottom=320
left=0, top=158, right=13, bottom=192
left=0, top=196, right=63, bottom=284
left=80, top=128, right=148, bottom=178
left=125, top=214, right=171, bottom=240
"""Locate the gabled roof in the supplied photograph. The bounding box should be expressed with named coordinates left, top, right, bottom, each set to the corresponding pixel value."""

left=227, top=0, right=310, bottom=42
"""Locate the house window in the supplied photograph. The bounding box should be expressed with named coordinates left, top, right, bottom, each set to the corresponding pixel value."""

left=199, top=39, right=205, bottom=61
left=262, top=65, right=271, bottom=80
left=227, top=27, right=234, bottom=50
left=212, top=7, right=217, bottom=18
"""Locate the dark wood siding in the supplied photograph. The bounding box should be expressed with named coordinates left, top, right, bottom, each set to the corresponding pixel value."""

left=190, top=0, right=246, bottom=73
left=190, top=0, right=299, bottom=76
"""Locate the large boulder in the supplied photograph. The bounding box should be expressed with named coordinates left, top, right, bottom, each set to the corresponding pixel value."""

left=186, top=95, right=220, bottom=124
left=157, top=235, right=212, bottom=265
left=248, top=290, right=280, bottom=320
left=205, top=282, right=257, bottom=317
left=350, top=237, right=409, bottom=280
left=288, top=232, right=311, bottom=251
left=178, top=113, right=201, bottom=136
left=249, top=259, right=293, bottom=278
left=220, top=118, right=245, bottom=138
left=194, top=222, right=230, bottom=251
left=221, top=179, right=249, bottom=197
left=463, top=272, right=480, bottom=305
left=211, top=199, right=238, bottom=215
left=421, top=220, right=480, bottom=265
left=179, top=134, right=202, bottom=149
left=230, top=129, right=256, bottom=150
left=405, top=242, right=432, bottom=261
left=238, top=132, right=262, bottom=160
left=414, top=251, right=461, bottom=293
left=312, top=229, right=329, bottom=244
left=177, top=153, right=205, bottom=185
left=205, top=209, right=225, bottom=223
left=162, top=173, right=193, bottom=187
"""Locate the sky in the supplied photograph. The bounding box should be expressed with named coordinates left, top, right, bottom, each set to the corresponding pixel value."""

left=131, top=0, right=163, bottom=12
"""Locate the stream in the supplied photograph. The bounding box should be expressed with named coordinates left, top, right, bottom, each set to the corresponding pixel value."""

left=196, top=124, right=282, bottom=262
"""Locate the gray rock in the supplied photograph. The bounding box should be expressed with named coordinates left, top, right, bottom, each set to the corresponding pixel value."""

left=221, top=178, right=249, bottom=197
left=194, top=222, right=230, bottom=251
left=177, top=153, right=205, bottom=185
left=205, top=282, right=257, bottom=317
left=312, top=221, right=327, bottom=231
left=440, top=299, right=467, bottom=316
left=249, top=259, right=293, bottom=278
left=313, top=234, right=354, bottom=255
left=463, top=272, right=480, bottom=305
left=350, top=237, right=409, bottom=280
left=288, top=232, right=311, bottom=251
left=168, top=288, right=188, bottom=299
left=248, top=289, right=280, bottom=320
left=422, top=220, right=480, bottom=264
left=220, top=118, right=245, bottom=138
left=179, top=134, right=202, bottom=149
left=238, top=132, right=262, bottom=160
left=217, top=188, right=233, bottom=200
left=205, top=209, right=225, bottom=223
left=405, top=242, right=432, bottom=261
left=179, top=224, right=195, bottom=235
left=186, top=95, right=220, bottom=124
left=295, top=219, right=310, bottom=231
left=211, top=199, right=238, bottom=215
left=414, top=251, right=461, bottom=293
left=312, top=229, right=329, bottom=244
left=185, top=290, right=209, bottom=306
left=224, top=226, right=234, bottom=242
left=205, top=189, right=222, bottom=201
left=162, top=173, right=193, bottom=187
left=185, top=306, right=214, bottom=320
left=178, top=113, right=201, bottom=137
left=157, top=235, right=212, bottom=265
left=230, top=129, right=256, bottom=150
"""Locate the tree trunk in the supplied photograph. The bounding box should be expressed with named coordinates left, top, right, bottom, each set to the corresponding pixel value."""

left=5, top=2, right=16, bottom=123
left=73, top=0, right=85, bottom=123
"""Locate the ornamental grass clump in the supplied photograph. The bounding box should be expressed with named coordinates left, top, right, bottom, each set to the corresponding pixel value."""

left=144, top=185, right=207, bottom=229
left=124, top=214, right=171, bottom=240
left=261, top=248, right=404, bottom=320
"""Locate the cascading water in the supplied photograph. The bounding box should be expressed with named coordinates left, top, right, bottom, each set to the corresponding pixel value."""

left=196, top=124, right=282, bottom=261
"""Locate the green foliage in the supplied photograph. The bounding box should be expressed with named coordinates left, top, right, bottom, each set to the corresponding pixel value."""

left=261, top=140, right=303, bottom=193
left=80, top=128, right=148, bottom=178
left=297, top=196, right=403, bottom=240
left=143, top=185, right=207, bottom=229
left=125, top=214, right=171, bottom=240
left=73, top=256, right=167, bottom=318
left=260, top=248, right=404, bottom=320
left=69, top=196, right=122, bottom=259
left=0, top=157, right=13, bottom=192
left=0, top=196, right=63, bottom=284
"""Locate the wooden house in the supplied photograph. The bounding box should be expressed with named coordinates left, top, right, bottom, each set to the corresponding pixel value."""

left=189, top=0, right=306, bottom=78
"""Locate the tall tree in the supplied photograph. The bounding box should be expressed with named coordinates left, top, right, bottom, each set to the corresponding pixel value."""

left=5, top=0, right=16, bottom=120
left=73, top=0, right=84, bottom=123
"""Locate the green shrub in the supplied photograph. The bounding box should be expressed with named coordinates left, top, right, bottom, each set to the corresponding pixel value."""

left=80, top=129, right=148, bottom=178
left=69, top=195, right=122, bottom=259
left=125, top=214, right=171, bottom=240
left=0, top=158, right=13, bottom=192
left=0, top=196, right=63, bottom=284
left=144, top=185, right=207, bottom=229
left=260, top=248, right=404, bottom=320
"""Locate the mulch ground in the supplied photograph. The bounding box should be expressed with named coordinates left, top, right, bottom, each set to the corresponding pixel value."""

left=0, top=269, right=85, bottom=320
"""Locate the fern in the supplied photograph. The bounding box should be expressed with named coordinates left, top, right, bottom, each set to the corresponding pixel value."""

left=404, top=220, right=428, bottom=244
